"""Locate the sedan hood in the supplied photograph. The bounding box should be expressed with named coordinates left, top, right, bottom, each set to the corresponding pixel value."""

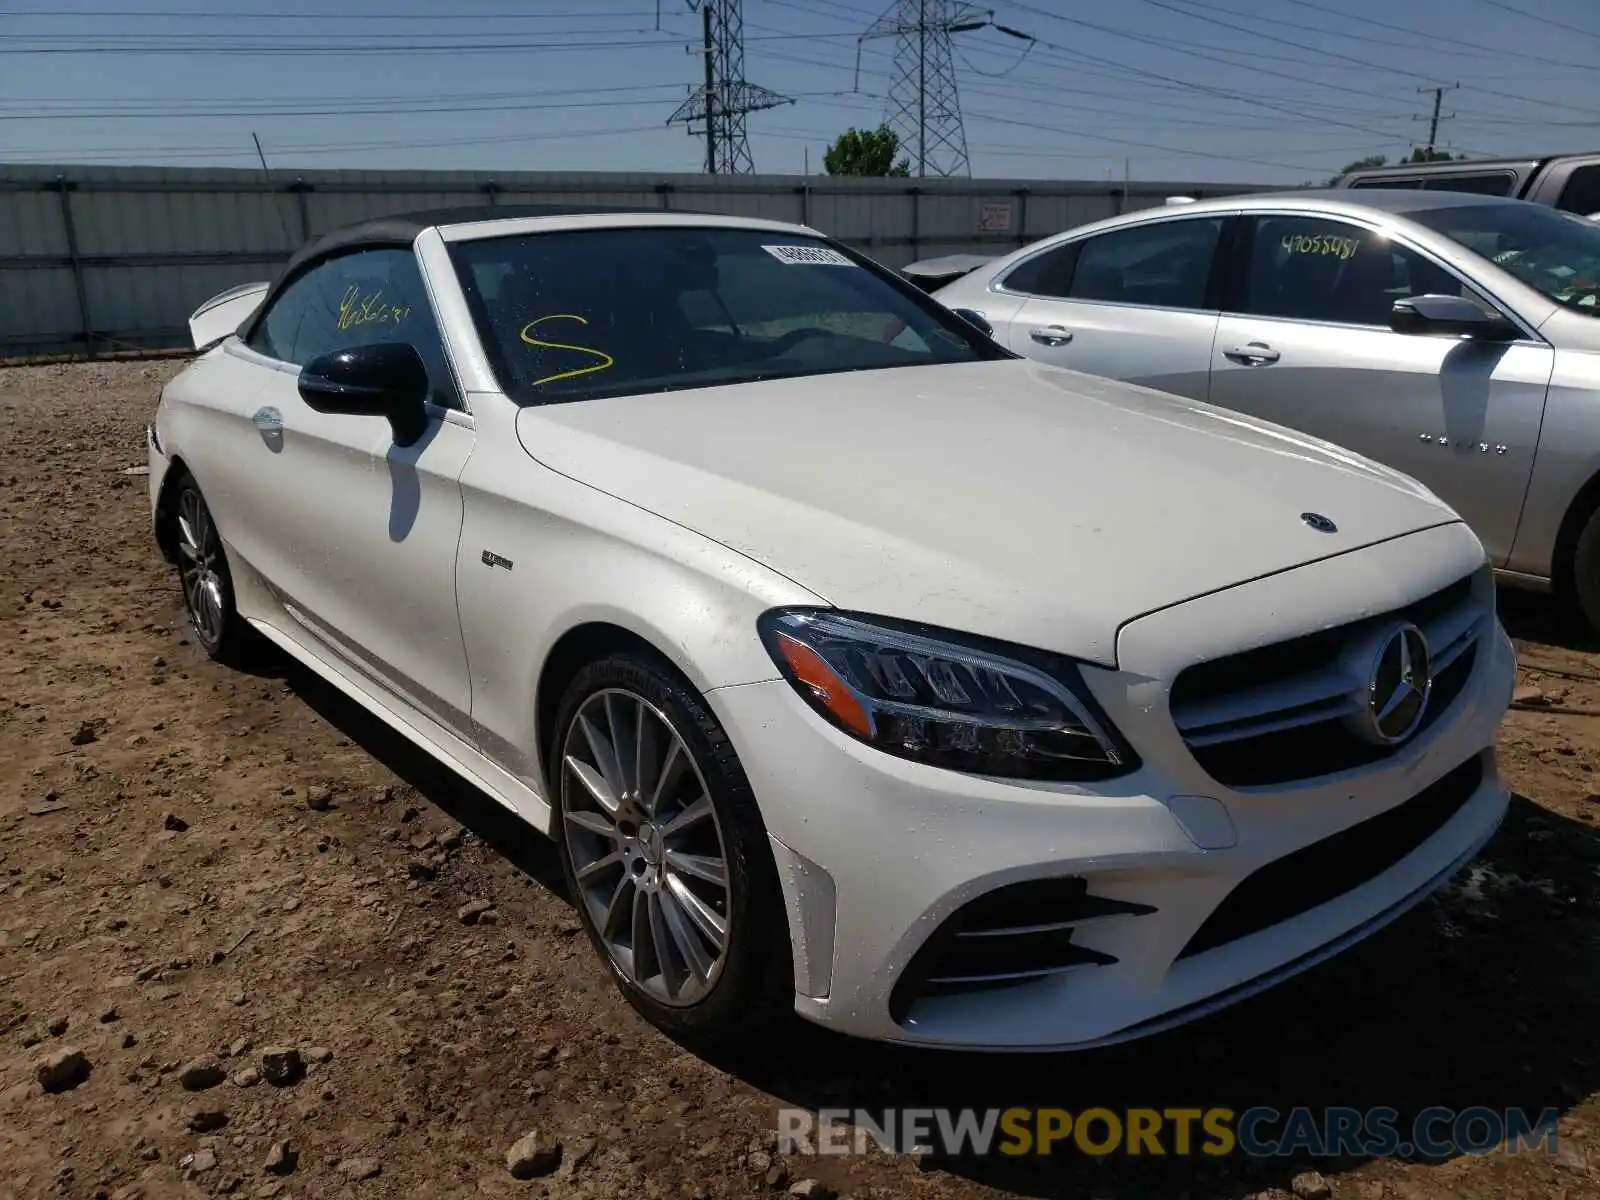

left=516, top=361, right=1460, bottom=665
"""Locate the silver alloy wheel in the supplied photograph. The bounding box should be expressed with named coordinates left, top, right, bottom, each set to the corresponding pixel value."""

left=560, top=688, right=731, bottom=1007
left=176, top=487, right=227, bottom=648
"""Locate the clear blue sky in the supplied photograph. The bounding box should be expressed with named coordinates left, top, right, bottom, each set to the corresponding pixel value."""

left=0, top=0, right=1595, bottom=185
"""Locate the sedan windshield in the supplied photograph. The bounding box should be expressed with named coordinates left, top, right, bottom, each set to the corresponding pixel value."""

left=447, top=226, right=1006, bottom=405
left=1407, top=201, right=1600, bottom=316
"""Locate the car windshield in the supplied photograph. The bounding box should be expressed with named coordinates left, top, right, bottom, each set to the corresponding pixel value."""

left=1407, top=201, right=1600, bottom=316
left=447, top=225, right=1006, bottom=405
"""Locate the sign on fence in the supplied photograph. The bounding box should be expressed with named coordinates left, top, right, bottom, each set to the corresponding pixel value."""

left=979, top=202, right=1013, bottom=233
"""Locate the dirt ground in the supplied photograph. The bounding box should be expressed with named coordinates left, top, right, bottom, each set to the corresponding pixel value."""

left=1, top=360, right=1597, bottom=1200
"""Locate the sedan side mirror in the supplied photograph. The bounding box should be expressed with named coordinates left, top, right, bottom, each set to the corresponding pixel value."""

left=1389, top=294, right=1517, bottom=341
left=298, top=342, right=431, bottom=446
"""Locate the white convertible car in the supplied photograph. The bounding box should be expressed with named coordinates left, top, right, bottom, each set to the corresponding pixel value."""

left=149, top=204, right=1515, bottom=1051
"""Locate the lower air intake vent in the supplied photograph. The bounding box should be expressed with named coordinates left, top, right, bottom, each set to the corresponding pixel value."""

left=1178, top=752, right=1485, bottom=960
left=889, top=877, right=1152, bottom=1024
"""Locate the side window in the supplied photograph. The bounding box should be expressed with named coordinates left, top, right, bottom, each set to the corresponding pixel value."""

left=1422, top=173, right=1516, bottom=197
left=1235, top=216, right=1480, bottom=327
left=999, top=243, right=1078, bottom=297
left=246, top=274, right=316, bottom=362
left=1557, top=165, right=1600, bottom=216
left=248, top=249, right=459, bottom=409
left=1350, top=177, right=1425, bottom=190
left=1064, top=218, right=1223, bottom=309
left=1349, top=173, right=1515, bottom=196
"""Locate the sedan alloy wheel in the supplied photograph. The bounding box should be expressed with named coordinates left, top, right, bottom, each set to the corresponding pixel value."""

left=560, top=687, right=732, bottom=1007
left=175, top=481, right=233, bottom=656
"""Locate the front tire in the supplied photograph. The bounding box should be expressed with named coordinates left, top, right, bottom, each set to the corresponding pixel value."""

left=171, top=476, right=255, bottom=664
left=550, top=653, right=792, bottom=1044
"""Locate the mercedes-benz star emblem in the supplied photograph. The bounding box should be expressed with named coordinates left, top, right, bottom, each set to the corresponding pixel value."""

left=1301, top=512, right=1338, bottom=533
left=1359, top=623, right=1433, bottom=745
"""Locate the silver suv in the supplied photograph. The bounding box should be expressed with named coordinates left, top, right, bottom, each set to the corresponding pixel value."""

left=931, top=191, right=1600, bottom=629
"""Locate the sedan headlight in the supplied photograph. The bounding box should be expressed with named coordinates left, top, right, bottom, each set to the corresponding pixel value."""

left=757, top=609, right=1134, bottom=781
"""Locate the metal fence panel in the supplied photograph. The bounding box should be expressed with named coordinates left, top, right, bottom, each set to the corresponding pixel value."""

left=0, top=163, right=1267, bottom=358
left=0, top=268, right=81, bottom=349
left=0, top=189, right=69, bottom=258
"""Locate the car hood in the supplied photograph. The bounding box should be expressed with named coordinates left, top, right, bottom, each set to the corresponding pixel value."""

left=514, top=361, right=1460, bottom=665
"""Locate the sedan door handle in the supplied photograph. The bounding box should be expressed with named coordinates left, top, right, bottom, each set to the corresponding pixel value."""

left=1223, top=343, right=1280, bottom=366
left=1030, top=325, right=1074, bottom=346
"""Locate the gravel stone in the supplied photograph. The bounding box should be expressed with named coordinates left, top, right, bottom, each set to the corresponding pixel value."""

left=36, top=1047, right=90, bottom=1093
left=259, top=1046, right=303, bottom=1087
left=505, top=1128, right=563, bottom=1179
left=178, top=1057, right=227, bottom=1091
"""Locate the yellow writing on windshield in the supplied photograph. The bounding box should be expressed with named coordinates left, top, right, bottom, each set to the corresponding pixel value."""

left=1280, top=233, right=1360, bottom=261
left=339, top=285, right=411, bottom=331
left=519, top=313, right=615, bottom=386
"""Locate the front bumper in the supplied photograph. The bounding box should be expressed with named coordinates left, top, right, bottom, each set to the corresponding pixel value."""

left=708, top=523, right=1514, bottom=1050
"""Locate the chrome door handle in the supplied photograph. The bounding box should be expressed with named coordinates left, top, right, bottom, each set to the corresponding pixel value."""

left=1223, top=343, right=1280, bottom=365
left=1030, top=325, right=1073, bottom=346
left=251, top=406, right=283, bottom=430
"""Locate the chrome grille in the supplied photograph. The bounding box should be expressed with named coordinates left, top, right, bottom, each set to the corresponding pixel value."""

left=1170, top=571, right=1487, bottom=789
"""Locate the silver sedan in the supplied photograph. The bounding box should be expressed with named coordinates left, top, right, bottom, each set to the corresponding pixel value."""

left=930, top=191, right=1600, bottom=629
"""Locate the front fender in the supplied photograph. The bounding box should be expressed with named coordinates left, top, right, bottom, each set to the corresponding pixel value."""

left=455, top=423, right=822, bottom=798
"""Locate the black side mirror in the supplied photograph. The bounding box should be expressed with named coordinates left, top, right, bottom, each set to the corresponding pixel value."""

left=298, top=343, right=431, bottom=446
left=1390, top=294, right=1517, bottom=340
left=950, top=308, right=994, bottom=337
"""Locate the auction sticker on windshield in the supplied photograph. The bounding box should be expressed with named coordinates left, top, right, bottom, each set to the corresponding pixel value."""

left=763, top=244, right=856, bottom=266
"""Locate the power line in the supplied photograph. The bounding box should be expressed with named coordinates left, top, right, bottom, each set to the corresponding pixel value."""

left=757, top=39, right=1404, bottom=144
left=0, top=36, right=686, bottom=55
left=1278, top=0, right=1600, bottom=78
left=1119, top=0, right=1600, bottom=116
left=999, top=1, right=1421, bottom=109
left=4, top=124, right=673, bottom=164
left=1, top=5, right=659, bottom=18
left=752, top=42, right=1397, bottom=175
left=1144, top=0, right=1596, bottom=72
left=1001, top=0, right=1600, bottom=120
left=913, top=36, right=1418, bottom=121
left=0, top=93, right=701, bottom=123
left=1472, top=0, right=1600, bottom=39
left=1130, top=0, right=1595, bottom=75
left=952, top=31, right=1582, bottom=133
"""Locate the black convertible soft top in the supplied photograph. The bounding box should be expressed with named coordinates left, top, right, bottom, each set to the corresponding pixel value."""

left=279, top=202, right=675, bottom=277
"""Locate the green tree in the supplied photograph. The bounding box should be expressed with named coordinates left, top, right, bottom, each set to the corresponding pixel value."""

left=823, top=124, right=910, bottom=177
left=1339, top=154, right=1389, bottom=175
left=1327, top=154, right=1386, bottom=184
left=1407, top=146, right=1462, bottom=163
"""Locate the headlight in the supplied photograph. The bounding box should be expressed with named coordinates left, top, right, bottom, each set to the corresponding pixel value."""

left=757, top=609, right=1134, bottom=781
